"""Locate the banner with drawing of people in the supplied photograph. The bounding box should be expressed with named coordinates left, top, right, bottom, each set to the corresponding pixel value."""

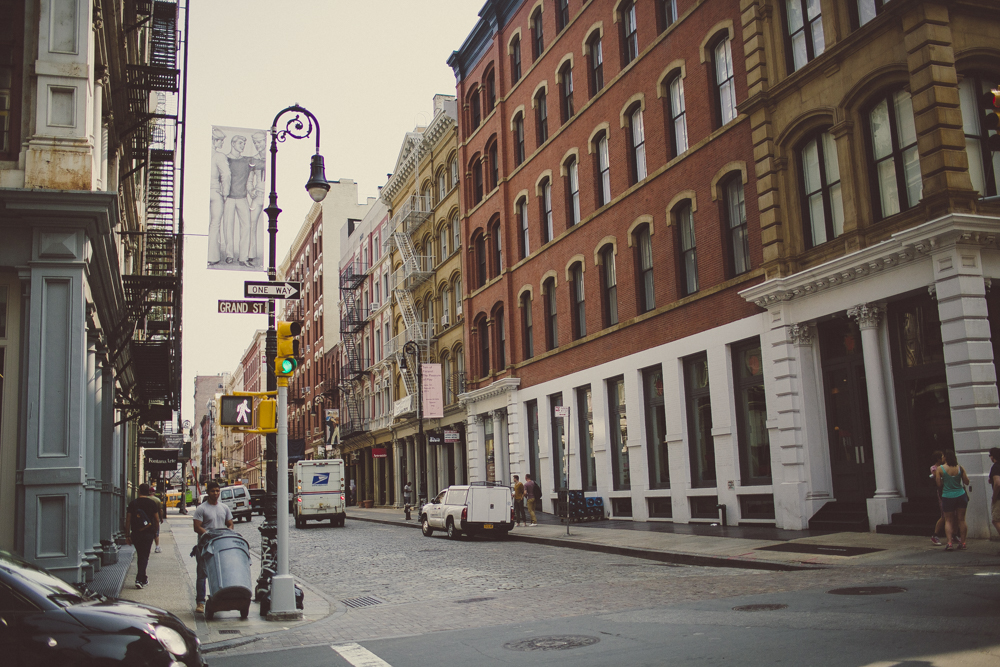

left=208, top=125, right=268, bottom=271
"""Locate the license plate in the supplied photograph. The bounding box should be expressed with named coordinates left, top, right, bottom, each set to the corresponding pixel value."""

left=483, top=523, right=493, bottom=529
left=236, top=502, right=244, bottom=507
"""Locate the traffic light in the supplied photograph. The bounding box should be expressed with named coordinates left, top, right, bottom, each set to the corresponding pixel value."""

left=258, top=399, right=277, bottom=430
left=275, top=320, right=302, bottom=378
left=983, top=89, right=1000, bottom=152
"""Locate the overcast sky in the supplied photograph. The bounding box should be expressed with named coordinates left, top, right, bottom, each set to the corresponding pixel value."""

left=180, top=1, right=482, bottom=421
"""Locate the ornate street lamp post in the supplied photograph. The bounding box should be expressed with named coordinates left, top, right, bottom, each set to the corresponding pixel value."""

left=256, top=105, right=329, bottom=619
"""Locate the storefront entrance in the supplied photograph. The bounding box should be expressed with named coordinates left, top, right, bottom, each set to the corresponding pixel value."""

left=819, top=318, right=877, bottom=503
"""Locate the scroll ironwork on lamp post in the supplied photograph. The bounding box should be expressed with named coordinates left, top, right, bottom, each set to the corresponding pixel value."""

left=256, top=105, right=329, bottom=619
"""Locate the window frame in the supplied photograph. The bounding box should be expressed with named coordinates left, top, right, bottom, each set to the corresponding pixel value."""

left=683, top=353, right=715, bottom=488
left=536, top=89, right=549, bottom=145
left=732, top=337, right=772, bottom=486
left=712, top=36, right=738, bottom=127
left=557, top=0, right=570, bottom=32
left=643, top=364, right=669, bottom=488
left=723, top=175, right=750, bottom=277
left=657, top=0, right=678, bottom=34
left=865, top=88, right=922, bottom=221
left=477, top=315, right=491, bottom=378
left=518, top=196, right=530, bottom=259
left=532, top=8, right=545, bottom=60
left=959, top=73, right=1000, bottom=198
left=566, top=156, right=580, bottom=226
left=541, top=178, right=554, bottom=243
left=798, top=128, right=844, bottom=248
left=560, top=62, right=574, bottom=123
left=521, top=292, right=534, bottom=360
left=783, top=0, right=825, bottom=73
left=677, top=202, right=698, bottom=296
left=628, top=105, right=647, bottom=183
left=577, top=385, right=597, bottom=491
left=600, top=244, right=618, bottom=328
left=514, top=112, right=525, bottom=166
left=608, top=376, right=630, bottom=490
left=634, top=223, right=654, bottom=313
left=474, top=231, right=487, bottom=288
left=544, top=277, right=558, bottom=350
left=595, top=132, right=611, bottom=206
left=667, top=74, right=688, bottom=157
left=511, top=35, right=523, bottom=84
left=0, top=0, right=24, bottom=160
left=570, top=262, right=586, bottom=340
left=620, top=0, right=639, bottom=67
left=587, top=32, right=604, bottom=97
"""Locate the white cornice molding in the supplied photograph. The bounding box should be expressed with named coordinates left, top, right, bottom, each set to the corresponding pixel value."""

left=382, top=107, right=457, bottom=205
left=740, top=213, right=1000, bottom=309
left=459, top=377, right=521, bottom=408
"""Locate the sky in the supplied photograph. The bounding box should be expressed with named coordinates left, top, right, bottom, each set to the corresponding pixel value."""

left=180, top=1, right=483, bottom=422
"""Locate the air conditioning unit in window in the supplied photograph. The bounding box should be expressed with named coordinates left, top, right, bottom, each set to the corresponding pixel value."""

left=455, top=304, right=463, bottom=316
left=369, top=300, right=379, bottom=312
left=441, top=315, right=450, bottom=327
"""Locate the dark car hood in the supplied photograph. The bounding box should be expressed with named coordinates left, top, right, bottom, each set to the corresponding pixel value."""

left=65, top=598, right=189, bottom=634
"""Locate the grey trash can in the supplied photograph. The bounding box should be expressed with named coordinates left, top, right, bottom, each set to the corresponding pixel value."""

left=201, top=529, right=252, bottom=619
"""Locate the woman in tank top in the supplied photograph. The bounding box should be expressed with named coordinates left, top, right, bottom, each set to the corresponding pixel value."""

left=934, top=449, right=970, bottom=551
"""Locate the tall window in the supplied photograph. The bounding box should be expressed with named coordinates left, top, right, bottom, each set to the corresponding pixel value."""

left=511, top=36, right=522, bottom=84
left=514, top=113, right=525, bottom=166
left=0, top=0, right=23, bottom=159
left=452, top=213, right=461, bottom=250
left=477, top=316, right=490, bottom=378
left=684, top=353, right=715, bottom=487
left=526, top=400, right=540, bottom=483
left=560, top=63, right=574, bottom=122
left=714, top=37, right=737, bottom=126
left=440, top=224, right=449, bottom=259
left=441, top=286, right=451, bottom=323
left=724, top=176, right=750, bottom=276
left=856, top=0, right=890, bottom=27
left=960, top=75, right=1000, bottom=197
left=485, top=70, right=496, bottom=112
left=438, top=169, right=447, bottom=202
left=454, top=276, right=463, bottom=314
left=442, top=353, right=452, bottom=403
left=450, top=157, right=459, bottom=189
left=488, top=141, right=499, bottom=190
left=659, top=0, right=678, bottom=33
left=629, top=106, right=647, bottom=183
left=785, top=0, right=825, bottom=72
left=733, top=339, right=772, bottom=485
left=543, top=277, right=558, bottom=350
left=532, top=8, right=544, bottom=60
left=595, top=132, right=611, bottom=206
left=608, top=376, right=630, bottom=490
left=557, top=0, right=570, bottom=32
left=621, top=1, right=638, bottom=66
left=635, top=223, right=654, bottom=313
left=570, top=262, right=586, bottom=339
left=566, top=157, right=580, bottom=226
left=521, top=292, right=534, bottom=360
left=472, top=157, right=484, bottom=204
left=495, top=308, right=506, bottom=369
left=588, top=33, right=604, bottom=97
left=471, top=90, right=482, bottom=129
left=577, top=385, right=596, bottom=491
left=541, top=178, right=554, bottom=243
left=489, top=219, right=502, bottom=277
left=518, top=197, right=530, bottom=259
left=668, top=75, right=688, bottom=156
left=868, top=89, right=921, bottom=220
left=643, top=365, right=669, bottom=488
left=600, top=245, right=618, bottom=327
left=550, top=393, right=566, bottom=490
left=474, top=232, right=487, bottom=288
left=800, top=130, right=844, bottom=247
left=536, top=90, right=549, bottom=145
left=678, top=203, right=698, bottom=296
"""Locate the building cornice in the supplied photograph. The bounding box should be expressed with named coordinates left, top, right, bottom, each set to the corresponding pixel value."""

left=739, top=213, right=1000, bottom=309
left=459, top=376, right=520, bottom=407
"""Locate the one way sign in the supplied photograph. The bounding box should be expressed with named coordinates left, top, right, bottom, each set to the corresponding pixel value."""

left=244, top=281, right=301, bottom=299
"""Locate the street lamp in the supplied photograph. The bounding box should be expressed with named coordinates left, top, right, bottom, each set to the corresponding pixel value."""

left=400, top=340, right=423, bottom=501
left=257, top=104, right=328, bottom=620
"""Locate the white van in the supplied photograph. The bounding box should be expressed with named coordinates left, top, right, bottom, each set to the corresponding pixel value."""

left=293, top=459, right=346, bottom=527
left=219, top=484, right=252, bottom=522
left=420, top=483, right=514, bottom=539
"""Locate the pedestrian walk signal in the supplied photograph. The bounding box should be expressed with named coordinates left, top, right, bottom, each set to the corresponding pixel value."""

left=275, top=320, right=302, bottom=378
left=220, top=395, right=253, bottom=426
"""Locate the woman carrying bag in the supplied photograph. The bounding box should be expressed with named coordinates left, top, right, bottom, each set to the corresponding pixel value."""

left=934, top=449, right=970, bottom=551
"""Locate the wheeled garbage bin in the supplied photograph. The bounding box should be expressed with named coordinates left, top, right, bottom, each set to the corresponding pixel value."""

left=200, top=529, right=253, bottom=620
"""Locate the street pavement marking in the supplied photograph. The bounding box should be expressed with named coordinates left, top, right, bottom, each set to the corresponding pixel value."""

left=332, top=642, right=392, bottom=667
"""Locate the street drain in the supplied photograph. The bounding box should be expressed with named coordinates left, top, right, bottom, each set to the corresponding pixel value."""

left=827, top=586, right=906, bottom=596
left=504, top=636, right=600, bottom=652
left=218, top=630, right=241, bottom=635
left=341, top=596, right=384, bottom=608
left=454, top=597, right=496, bottom=604
left=733, top=603, right=788, bottom=612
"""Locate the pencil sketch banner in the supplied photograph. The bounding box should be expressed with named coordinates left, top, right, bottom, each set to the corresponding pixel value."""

left=208, top=125, right=268, bottom=272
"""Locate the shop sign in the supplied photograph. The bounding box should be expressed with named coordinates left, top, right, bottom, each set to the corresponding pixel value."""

left=372, top=447, right=387, bottom=458
left=444, top=430, right=460, bottom=442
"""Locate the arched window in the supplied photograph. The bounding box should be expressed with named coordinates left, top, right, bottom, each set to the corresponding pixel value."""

left=437, top=168, right=447, bottom=202
left=488, top=216, right=503, bottom=278
left=469, top=86, right=482, bottom=129
left=539, top=177, right=554, bottom=243
left=866, top=89, right=921, bottom=220
left=454, top=275, right=463, bottom=316
left=799, top=129, right=844, bottom=248
left=521, top=291, right=534, bottom=360
left=633, top=223, right=654, bottom=313
left=620, top=0, right=638, bottom=66
left=531, top=7, right=544, bottom=60
left=484, top=67, right=497, bottom=113
left=570, top=262, right=586, bottom=340
left=535, top=88, right=549, bottom=145
left=543, top=277, right=558, bottom=350
left=675, top=202, right=698, bottom=296
left=658, top=0, right=677, bottom=33
left=667, top=74, right=688, bottom=157
left=471, top=155, right=484, bottom=205
left=626, top=104, right=647, bottom=183
left=495, top=307, right=506, bottom=369
left=517, top=196, right=530, bottom=260
left=556, top=0, right=569, bottom=32
left=452, top=212, right=461, bottom=250
left=600, top=244, right=618, bottom=327
left=439, top=223, right=449, bottom=259
left=959, top=74, right=1000, bottom=197
left=487, top=139, right=499, bottom=190
left=421, top=182, right=433, bottom=209
left=450, top=156, right=459, bottom=189
left=441, top=285, right=451, bottom=324
left=441, top=351, right=453, bottom=403
left=473, top=230, right=487, bottom=288
left=587, top=31, right=604, bottom=97
left=513, top=112, right=525, bottom=166
left=510, top=35, right=522, bottom=84
left=560, top=61, right=574, bottom=123
left=565, top=156, right=580, bottom=226
left=722, top=174, right=750, bottom=276
left=712, top=34, right=738, bottom=126
left=476, top=314, right=490, bottom=378
left=593, top=130, right=611, bottom=206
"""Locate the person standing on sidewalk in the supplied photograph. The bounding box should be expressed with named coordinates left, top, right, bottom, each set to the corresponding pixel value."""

left=935, top=449, right=970, bottom=551
left=403, top=481, right=413, bottom=520
left=512, top=475, right=526, bottom=527
left=523, top=474, right=537, bottom=526
left=930, top=450, right=946, bottom=546
left=125, top=483, right=160, bottom=589
left=191, top=480, right=233, bottom=613
left=989, top=447, right=1000, bottom=551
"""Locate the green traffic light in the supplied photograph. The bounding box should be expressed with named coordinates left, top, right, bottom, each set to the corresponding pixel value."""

left=281, top=358, right=297, bottom=374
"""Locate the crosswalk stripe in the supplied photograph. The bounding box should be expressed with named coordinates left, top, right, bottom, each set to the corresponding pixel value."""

left=331, top=642, right=392, bottom=667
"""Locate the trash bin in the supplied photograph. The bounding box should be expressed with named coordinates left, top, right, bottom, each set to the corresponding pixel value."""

left=200, top=529, right=253, bottom=620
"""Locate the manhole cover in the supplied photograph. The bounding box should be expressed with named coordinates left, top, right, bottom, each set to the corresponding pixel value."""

left=454, top=597, right=496, bottom=604
left=218, top=630, right=241, bottom=635
left=827, top=586, right=906, bottom=596
left=733, top=603, right=788, bottom=612
left=504, top=636, right=600, bottom=652
left=341, top=596, right=384, bottom=608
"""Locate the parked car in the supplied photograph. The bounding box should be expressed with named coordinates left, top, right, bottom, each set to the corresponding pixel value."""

left=0, top=549, right=204, bottom=666
left=219, top=484, right=252, bottom=522
left=420, top=482, right=514, bottom=539
left=250, top=489, right=266, bottom=515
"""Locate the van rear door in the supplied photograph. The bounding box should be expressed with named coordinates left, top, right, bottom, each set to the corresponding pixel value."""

left=468, top=487, right=511, bottom=524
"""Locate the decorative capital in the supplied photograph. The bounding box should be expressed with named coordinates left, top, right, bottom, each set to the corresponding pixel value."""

left=468, top=414, right=480, bottom=425
left=928, top=284, right=937, bottom=301
left=847, top=303, right=884, bottom=330
left=787, top=323, right=813, bottom=346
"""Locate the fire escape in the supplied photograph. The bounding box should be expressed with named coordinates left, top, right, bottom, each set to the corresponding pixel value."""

left=339, top=258, right=368, bottom=438
left=118, top=1, right=184, bottom=425
left=385, top=195, right=433, bottom=411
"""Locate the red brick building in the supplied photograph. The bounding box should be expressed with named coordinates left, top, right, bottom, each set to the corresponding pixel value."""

left=451, top=0, right=768, bottom=522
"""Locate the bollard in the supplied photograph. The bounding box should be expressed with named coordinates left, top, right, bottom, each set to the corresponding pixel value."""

left=716, top=503, right=727, bottom=527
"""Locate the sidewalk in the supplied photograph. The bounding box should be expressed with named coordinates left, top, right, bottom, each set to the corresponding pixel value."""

left=116, top=512, right=329, bottom=652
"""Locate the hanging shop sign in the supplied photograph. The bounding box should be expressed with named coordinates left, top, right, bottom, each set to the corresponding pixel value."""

left=372, top=448, right=387, bottom=458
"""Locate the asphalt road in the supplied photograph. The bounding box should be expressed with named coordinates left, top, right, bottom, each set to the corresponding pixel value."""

left=214, top=516, right=1000, bottom=665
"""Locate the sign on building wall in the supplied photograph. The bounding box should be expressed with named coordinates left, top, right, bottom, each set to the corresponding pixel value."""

left=422, top=363, right=443, bottom=419
left=208, top=125, right=268, bottom=272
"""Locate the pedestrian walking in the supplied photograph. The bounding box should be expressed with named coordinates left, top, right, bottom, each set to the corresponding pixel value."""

left=512, top=475, right=526, bottom=526
left=989, top=447, right=1000, bottom=553
left=124, top=483, right=160, bottom=589
left=191, top=480, right=234, bottom=613
left=403, top=481, right=413, bottom=520
left=934, top=449, right=970, bottom=551
left=929, top=450, right=946, bottom=545
left=349, top=479, right=356, bottom=506
left=523, top=474, right=538, bottom=526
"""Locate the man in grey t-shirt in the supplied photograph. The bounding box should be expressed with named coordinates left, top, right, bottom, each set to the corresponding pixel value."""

left=192, top=481, right=234, bottom=613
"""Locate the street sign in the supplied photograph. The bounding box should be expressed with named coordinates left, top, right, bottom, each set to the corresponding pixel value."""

left=138, top=432, right=159, bottom=449
left=219, top=300, right=267, bottom=314
left=244, top=281, right=301, bottom=299
left=164, top=433, right=183, bottom=449
left=555, top=406, right=570, bottom=418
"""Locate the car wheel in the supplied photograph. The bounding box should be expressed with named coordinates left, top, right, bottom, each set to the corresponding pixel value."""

left=421, top=516, right=433, bottom=536
left=447, top=520, right=461, bottom=540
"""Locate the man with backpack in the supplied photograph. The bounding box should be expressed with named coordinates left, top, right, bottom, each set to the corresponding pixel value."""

left=523, top=474, right=539, bottom=526
left=125, top=483, right=161, bottom=589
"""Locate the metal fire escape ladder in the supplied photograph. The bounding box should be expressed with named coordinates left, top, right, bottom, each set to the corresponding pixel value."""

left=338, top=260, right=368, bottom=437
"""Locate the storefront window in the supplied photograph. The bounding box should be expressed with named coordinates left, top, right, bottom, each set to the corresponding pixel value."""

left=608, top=376, right=630, bottom=490
left=576, top=385, right=596, bottom=491
left=684, top=353, right=715, bottom=487
left=526, top=400, right=540, bottom=483
left=484, top=415, right=495, bottom=482
left=643, top=365, right=669, bottom=488
left=733, top=339, right=771, bottom=484
left=550, top=393, right=566, bottom=490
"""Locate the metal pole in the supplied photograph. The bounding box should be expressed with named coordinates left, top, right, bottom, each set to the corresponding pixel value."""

left=270, top=382, right=296, bottom=615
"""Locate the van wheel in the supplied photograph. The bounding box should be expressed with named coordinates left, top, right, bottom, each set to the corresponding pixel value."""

left=447, top=520, right=461, bottom=540
left=421, top=516, right=433, bottom=537
left=295, top=516, right=303, bottom=528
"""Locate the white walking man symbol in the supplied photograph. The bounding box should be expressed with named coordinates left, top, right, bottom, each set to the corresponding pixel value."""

left=236, top=398, right=251, bottom=423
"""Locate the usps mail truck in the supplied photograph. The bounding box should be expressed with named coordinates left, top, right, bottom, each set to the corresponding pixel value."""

left=293, top=459, right=346, bottom=527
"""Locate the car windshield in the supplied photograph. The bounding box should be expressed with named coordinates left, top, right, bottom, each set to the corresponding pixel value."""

left=0, top=551, right=94, bottom=605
